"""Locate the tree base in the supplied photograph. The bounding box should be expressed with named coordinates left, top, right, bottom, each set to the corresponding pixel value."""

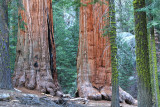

left=77, top=82, right=137, bottom=105
left=13, top=70, right=62, bottom=97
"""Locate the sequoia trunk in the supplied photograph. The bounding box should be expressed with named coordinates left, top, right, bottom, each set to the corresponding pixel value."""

left=77, top=0, right=137, bottom=105
left=13, top=0, right=61, bottom=96
left=77, top=0, right=111, bottom=100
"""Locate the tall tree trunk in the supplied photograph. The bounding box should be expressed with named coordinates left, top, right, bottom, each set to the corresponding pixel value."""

left=147, top=0, right=160, bottom=105
left=155, top=29, right=160, bottom=70
left=0, top=0, right=13, bottom=89
left=109, top=0, right=120, bottom=106
left=12, top=0, right=61, bottom=96
left=149, top=26, right=160, bottom=107
left=77, top=0, right=137, bottom=105
left=77, top=0, right=111, bottom=100
left=133, top=0, right=152, bottom=106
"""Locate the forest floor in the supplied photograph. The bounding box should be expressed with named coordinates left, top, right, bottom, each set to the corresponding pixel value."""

left=0, top=88, right=137, bottom=107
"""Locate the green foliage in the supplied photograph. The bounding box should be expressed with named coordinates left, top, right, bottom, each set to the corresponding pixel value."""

left=52, top=0, right=79, bottom=95
left=116, top=32, right=137, bottom=96
left=52, top=0, right=80, bottom=11
left=8, top=0, right=18, bottom=73
left=18, top=14, right=25, bottom=31
left=115, top=0, right=135, bottom=33
left=137, top=0, right=160, bottom=31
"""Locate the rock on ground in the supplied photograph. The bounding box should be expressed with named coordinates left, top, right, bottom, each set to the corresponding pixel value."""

left=0, top=88, right=137, bottom=107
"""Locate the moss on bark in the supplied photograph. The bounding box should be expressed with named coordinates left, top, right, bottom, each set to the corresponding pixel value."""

left=148, top=25, right=160, bottom=107
left=133, top=0, right=152, bottom=106
left=109, top=0, right=120, bottom=107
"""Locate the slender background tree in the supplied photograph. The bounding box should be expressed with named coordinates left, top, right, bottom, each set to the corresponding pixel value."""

left=133, top=0, right=152, bottom=106
left=146, top=0, right=160, bottom=106
left=109, top=0, right=120, bottom=106
left=0, top=0, right=13, bottom=89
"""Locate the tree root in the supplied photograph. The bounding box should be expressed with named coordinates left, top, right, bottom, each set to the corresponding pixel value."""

left=77, top=82, right=137, bottom=105
left=78, top=82, right=102, bottom=100
left=12, top=70, right=62, bottom=97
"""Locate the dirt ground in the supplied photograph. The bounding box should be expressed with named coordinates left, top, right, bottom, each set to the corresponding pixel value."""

left=0, top=88, right=137, bottom=107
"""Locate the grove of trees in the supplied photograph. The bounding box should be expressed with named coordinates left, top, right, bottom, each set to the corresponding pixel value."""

left=0, top=0, right=160, bottom=106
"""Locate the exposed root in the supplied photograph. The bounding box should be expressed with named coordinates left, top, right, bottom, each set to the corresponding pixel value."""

left=78, top=84, right=137, bottom=105
left=119, top=87, right=137, bottom=105
left=100, top=86, right=112, bottom=101
left=78, top=82, right=102, bottom=100
left=12, top=70, right=62, bottom=97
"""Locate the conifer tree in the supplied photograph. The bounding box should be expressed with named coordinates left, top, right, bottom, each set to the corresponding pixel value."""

left=147, top=0, right=160, bottom=106
left=133, top=0, right=152, bottom=106
left=109, top=0, right=120, bottom=106
left=0, top=0, right=13, bottom=89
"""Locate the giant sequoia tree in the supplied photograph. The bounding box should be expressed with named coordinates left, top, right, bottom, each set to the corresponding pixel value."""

left=77, top=0, right=111, bottom=100
left=77, top=0, right=137, bottom=104
left=13, top=0, right=61, bottom=96
left=0, top=0, right=13, bottom=89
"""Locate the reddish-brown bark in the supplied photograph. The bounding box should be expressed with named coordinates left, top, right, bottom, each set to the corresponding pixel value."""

left=77, top=0, right=111, bottom=100
left=13, top=0, right=61, bottom=96
left=77, top=0, right=137, bottom=105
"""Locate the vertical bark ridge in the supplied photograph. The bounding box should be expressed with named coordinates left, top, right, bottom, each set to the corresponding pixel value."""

left=13, top=0, right=61, bottom=96
left=133, top=0, right=152, bottom=106
left=77, top=1, right=137, bottom=105
left=77, top=0, right=112, bottom=100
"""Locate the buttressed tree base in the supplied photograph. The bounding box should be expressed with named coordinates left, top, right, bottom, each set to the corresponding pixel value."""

left=13, top=0, right=62, bottom=96
left=77, top=0, right=137, bottom=105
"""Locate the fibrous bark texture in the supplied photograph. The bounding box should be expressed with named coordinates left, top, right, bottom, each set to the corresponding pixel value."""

left=133, top=0, right=152, bottom=106
left=77, top=0, right=137, bottom=105
left=109, top=0, right=120, bottom=106
left=0, top=1, right=13, bottom=89
left=13, top=0, right=61, bottom=96
left=148, top=25, right=160, bottom=107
